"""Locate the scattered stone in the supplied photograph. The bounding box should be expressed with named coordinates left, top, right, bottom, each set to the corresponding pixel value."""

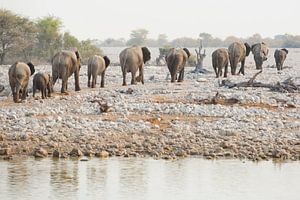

left=34, top=147, right=48, bottom=158
left=69, top=148, right=83, bottom=157
left=52, top=150, right=60, bottom=158
left=0, top=148, right=11, bottom=156
left=96, top=150, right=109, bottom=158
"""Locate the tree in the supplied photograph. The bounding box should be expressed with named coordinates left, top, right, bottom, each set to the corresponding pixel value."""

left=171, top=37, right=198, bottom=47
left=63, top=32, right=80, bottom=50
left=79, top=39, right=102, bottom=64
left=0, top=9, right=35, bottom=64
left=126, top=29, right=149, bottom=46
left=156, top=34, right=169, bottom=47
left=36, top=16, right=62, bottom=61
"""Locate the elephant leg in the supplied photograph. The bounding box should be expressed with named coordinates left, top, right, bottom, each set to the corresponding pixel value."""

left=239, top=60, right=245, bottom=75
left=47, top=84, right=51, bottom=97
left=178, top=68, right=184, bottom=82
left=213, top=66, right=218, bottom=77
left=21, top=88, right=27, bottom=100
left=61, top=77, right=68, bottom=93
left=100, top=72, right=105, bottom=88
left=224, top=64, right=228, bottom=78
left=122, top=68, right=127, bottom=86
left=88, top=72, right=91, bottom=87
left=52, top=73, right=58, bottom=86
left=33, top=85, right=36, bottom=98
left=131, top=70, right=137, bottom=85
left=74, top=70, right=80, bottom=91
left=92, top=75, right=97, bottom=88
left=138, top=65, right=144, bottom=84
left=42, top=88, right=46, bottom=99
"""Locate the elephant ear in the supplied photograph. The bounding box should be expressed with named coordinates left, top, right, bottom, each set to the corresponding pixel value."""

left=141, top=47, right=151, bottom=64
left=251, top=44, right=258, bottom=53
left=27, top=62, right=35, bottom=75
left=75, top=50, right=80, bottom=59
left=244, top=43, right=251, bottom=56
left=183, top=48, right=191, bottom=58
left=281, top=48, right=288, bottom=54
left=103, top=56, right=110, bottom=68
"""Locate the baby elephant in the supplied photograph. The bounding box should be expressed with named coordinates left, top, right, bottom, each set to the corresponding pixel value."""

left=87, top=55, right=110, bottom=88
left=274, top=48, right=288, bottom=71
left=33, top=73, right=53, bottom=99
left=212, top=48, right=229, bottom=78
left=8, top=62, right=35, bottom=103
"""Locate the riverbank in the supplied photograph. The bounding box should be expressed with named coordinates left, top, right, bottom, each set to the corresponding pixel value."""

left=1, top=62, right=300, bottom=161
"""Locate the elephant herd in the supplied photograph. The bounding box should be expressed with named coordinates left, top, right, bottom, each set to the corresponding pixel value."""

left=7, top=44, right=288, bottom=103
left=212, top=42, right=289, bottom=78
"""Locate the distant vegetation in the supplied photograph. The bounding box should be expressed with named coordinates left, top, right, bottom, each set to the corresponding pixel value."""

left=0, top=9, right=101, bottom=65
left=1, top=9, right=300, bottom=65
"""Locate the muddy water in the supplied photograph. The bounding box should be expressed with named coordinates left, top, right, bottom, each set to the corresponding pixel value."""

left=0, top=158, right=299, bottom=200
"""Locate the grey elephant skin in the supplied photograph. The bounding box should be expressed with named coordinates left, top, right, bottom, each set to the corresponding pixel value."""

left=251, top=42, right=269, bottom=70
left=228, top=42, right=251, bottom=75
left=119, top=46, right=151, bottom=86
left=33, top=72, right=53, bottom=99
left=166, top=48, right=191, bottom=83
left=212, top=48, right=229, bottom=78
left=274, top=48, right=288, bottom=71
left=8, top=62, right=35, bottom=103
left=87, top=55, right=110, bottom=88
left=52, top=50, right=81, bottom=93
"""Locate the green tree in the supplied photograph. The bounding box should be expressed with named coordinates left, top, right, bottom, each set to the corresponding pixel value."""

left=101, top=38, right=126, bottom=47
left=0, top=9, right=36, bottom=64
left=127, top=29, right=149, bottom=46
left=79, top=39, right=102, bottom=64
left=36, top=16, right=62, bottom=61
left=63, top=32, right=80, bottom=50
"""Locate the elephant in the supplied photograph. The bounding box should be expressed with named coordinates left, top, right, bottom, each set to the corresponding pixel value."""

left=33, top=72, right=53, bottom=99
left=274, top=48, right=288, bottom=71
left=212, top=48, right=229, bottom=78
left=119, top=46, right=151, bottom=86
left=87, top=55, right=110, bottom=88
left=228, top=42, right=251, bottom=75
left=52, top=50, right=81, bottom=93
left=251, top=42, right=269, bottom=70
left=8, top=62, right=35, bottom=103
left=165, top=48, right=191, bottom=83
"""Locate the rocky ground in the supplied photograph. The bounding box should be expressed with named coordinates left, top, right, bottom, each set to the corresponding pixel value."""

left=1, top=58, right=300, bottom=161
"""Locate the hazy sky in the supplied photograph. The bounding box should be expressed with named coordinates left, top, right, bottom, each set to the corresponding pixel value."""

left=1, top=0, right=299, bottom=41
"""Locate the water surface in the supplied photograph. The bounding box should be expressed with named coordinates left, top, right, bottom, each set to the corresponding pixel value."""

left=0, top=158, right=299, bottom=200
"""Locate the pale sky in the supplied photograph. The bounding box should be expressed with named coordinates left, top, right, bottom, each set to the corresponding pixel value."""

left=1, top=0, right=299, bottom=41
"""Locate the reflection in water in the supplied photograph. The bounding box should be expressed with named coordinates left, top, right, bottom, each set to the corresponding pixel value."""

left=0, top=158, right=300, bottom=200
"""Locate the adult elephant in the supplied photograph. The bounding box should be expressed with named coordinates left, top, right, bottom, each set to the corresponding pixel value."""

left=274, top=48, right=288, bottom=71
left=212, top=48, right=229, bottom=78
left=228, top=42, right=251, bottom=75
left=52, top=50, right=81, bottom=93
left=119, top=46, right=151, bottom=86
left=8, top=62, right=35, bottom=103
left=251, top=42, right=269, bottom=70
left=165, top=48, right=190, bottom=83
left=87, top=55, right=110, bottom=88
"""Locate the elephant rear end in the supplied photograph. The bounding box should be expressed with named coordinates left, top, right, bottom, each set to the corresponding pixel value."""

left=88, top=55, right=110, bottom=88
left=8, top=62, right=35, bottom=103
left=52, top=50, right=81, bottom=93
left=166, top=48, right=190, bottom=83
left=33, top=73, right=52, bottom=99
left=274, top=49, right=288, bottom=71
left=212, top=49, right=229, bottom=78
